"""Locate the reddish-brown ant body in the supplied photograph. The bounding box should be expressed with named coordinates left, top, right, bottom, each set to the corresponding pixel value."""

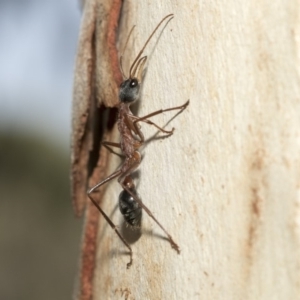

left=88, top=14, right=189, bottom=268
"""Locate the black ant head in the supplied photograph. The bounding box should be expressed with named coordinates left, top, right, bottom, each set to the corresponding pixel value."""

left=119, top=77, right=140, bottom=104
left=119, top=55, right=147, bottom=104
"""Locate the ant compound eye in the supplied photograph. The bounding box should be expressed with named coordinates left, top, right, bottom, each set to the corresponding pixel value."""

left=130, top=79, right=138, bottom=88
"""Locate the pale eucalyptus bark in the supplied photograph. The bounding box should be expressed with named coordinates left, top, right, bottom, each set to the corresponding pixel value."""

left=74, top=0, right=300, bottom=299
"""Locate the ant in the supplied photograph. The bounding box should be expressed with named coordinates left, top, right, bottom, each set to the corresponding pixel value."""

left=88, top=14, right=189, bottom=268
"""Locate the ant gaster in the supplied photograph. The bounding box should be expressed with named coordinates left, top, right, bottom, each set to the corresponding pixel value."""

left=118, top=180, right=142, bottom=228
left=88, top=14, right=189, bottom=268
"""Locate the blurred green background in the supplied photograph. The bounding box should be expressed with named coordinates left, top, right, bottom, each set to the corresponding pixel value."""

left=0, top=132, right=82, bottom=300
left=0, top=1, right=83, bottom=299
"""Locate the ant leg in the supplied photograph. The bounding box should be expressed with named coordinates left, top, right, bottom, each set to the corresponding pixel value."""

left=102, top=141, right=123, bottom=158
left=102, top=141, right=121, bottom=148
left=118, top=163, right=180, bottom=254
left=88, top=169, right=122, bottom=194
left=121, top=182, right=180, bottom=253
left=133, top=99, right=189, bottom=125
left=87, top=169, right=133, bottom=268
left=131, top=116, right=174, bottom=134
left=88, top=192, right=133, bottom=269
left=130, top=100, right=189, bottom=136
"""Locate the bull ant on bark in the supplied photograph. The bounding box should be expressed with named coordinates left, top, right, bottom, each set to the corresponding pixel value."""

left=88, top=14, right=189, bottom=268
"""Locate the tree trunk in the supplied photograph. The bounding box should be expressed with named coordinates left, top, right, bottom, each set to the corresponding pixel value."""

left=74, top=0, right=300, bottom=299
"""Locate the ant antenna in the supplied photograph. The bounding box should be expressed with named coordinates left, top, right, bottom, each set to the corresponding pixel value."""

left=120, top=25, right=136, bottom=79
left=129, top=13, right=174, bottom=78
left=132, top=56, right=147, bottom=81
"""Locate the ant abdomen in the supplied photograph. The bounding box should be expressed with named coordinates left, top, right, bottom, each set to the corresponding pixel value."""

left=119, top=188, right=142, bottom=228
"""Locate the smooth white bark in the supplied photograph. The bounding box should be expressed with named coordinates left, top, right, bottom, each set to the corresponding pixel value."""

left=92, top=1, right=300, bottom=299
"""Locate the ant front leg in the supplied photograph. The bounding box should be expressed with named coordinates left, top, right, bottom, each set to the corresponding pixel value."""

left=132, top=100, right=189, bottom=134
left=130, top=115, right=174, bottom=135
left=87, top=169, right=133, bottom=268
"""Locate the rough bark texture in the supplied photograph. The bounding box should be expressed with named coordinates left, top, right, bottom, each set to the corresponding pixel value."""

left=72, top=0, right=122, bottom=218
left=73, top=0, right=300, bottom=299
left=71, top=0, right=123, bottom=299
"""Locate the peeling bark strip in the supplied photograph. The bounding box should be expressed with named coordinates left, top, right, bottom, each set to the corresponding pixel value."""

left=80, top=141, right=112, bottom=300
left=72, top=0, right=97, bottom=218
left=72, top=0, right=123, bottom=217
left=95, top=0, right=123, bottom=108
left=71, top=0, right=123, bottom=299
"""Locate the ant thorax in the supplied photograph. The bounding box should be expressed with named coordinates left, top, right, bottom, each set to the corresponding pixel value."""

left=117, top=103, right=140, bottom=157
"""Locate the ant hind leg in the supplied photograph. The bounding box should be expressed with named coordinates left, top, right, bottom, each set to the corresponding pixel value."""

left=87, top=169, right=133, bottom=268
left=118, top=169, right=180, bottom=254
left=88, top=192, right=133, bottom=268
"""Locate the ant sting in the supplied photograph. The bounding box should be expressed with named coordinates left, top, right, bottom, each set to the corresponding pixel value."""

left=87, top=14, right=189, bottom=268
